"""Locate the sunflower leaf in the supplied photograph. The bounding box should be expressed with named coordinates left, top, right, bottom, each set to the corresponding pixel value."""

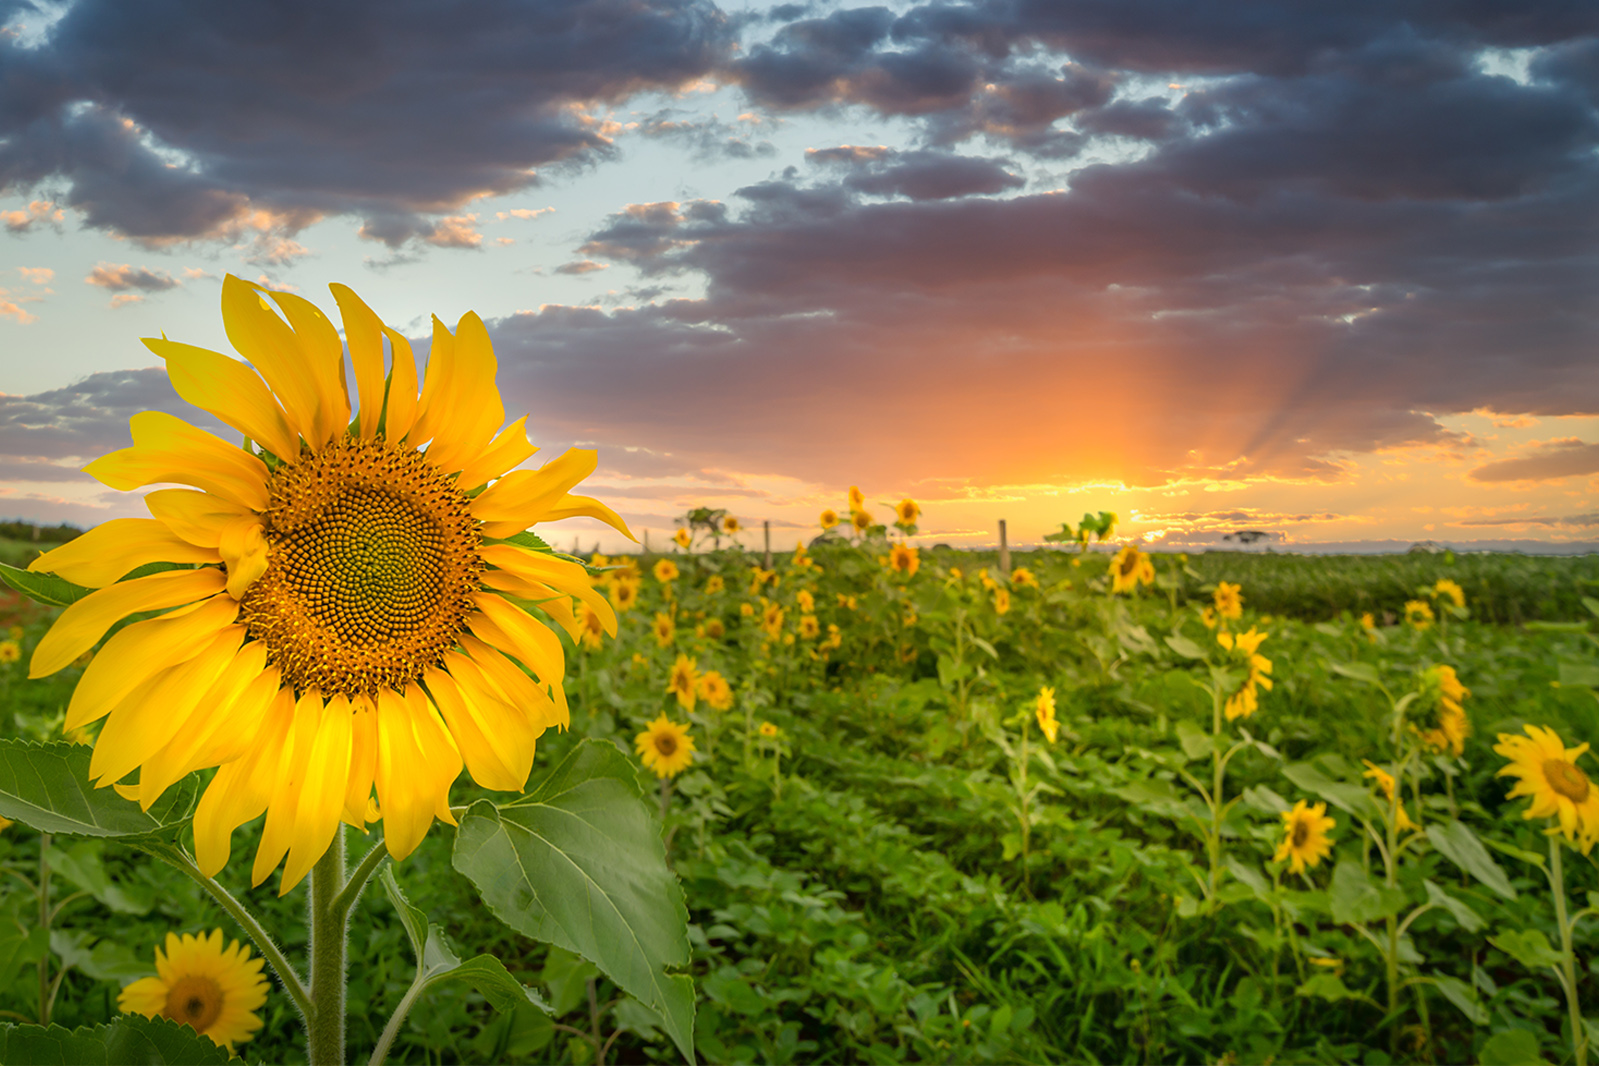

left=1427, top=820, right=1517, bottom=900
left=0, top=1015, right=232, bottom=1065
left=0, top=561, right=94, bottom=608
left=453, top=738, right=695, bottom=1063
left=0, top=740, right=195, bottom=838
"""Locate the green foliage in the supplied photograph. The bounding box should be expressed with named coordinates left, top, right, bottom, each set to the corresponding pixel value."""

left=0, top=1015, right=232, bottom=1065
left=0, top=741, right=195, bottom=837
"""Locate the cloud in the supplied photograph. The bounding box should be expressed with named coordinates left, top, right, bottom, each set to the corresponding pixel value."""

left=1457, top=512, right=1599, bottom=527
left=1468, top=439, right=1599, bottom=482
left=496, top=207, right=555, bottom=221
left=0, top=296, right=36, bottom=324
left=805, top=145, right=1024, bottom=199
left=0, top=367, right=228, bottom=463
left=421, top=214, right=483, bottom=249
left=1, top=199, right=63, bottom=232
left=17, top=267, right=53, bottom=284
left=633, top=108, right=778, bottom=160
left=0, top=0, right=733, bottom=246
left=556, top=259, right=609, bottom=275
left=84, top=263, right=179, bottom=292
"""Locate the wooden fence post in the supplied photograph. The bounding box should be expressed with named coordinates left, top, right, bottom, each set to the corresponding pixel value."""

left=998, top=520, right=1011, bottom=577
left=763, top=521, right=772, bottom=570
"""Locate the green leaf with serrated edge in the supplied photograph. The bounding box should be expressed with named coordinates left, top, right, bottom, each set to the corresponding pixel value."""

left=0, top=1015, right=232, bottom=1066
left=381, top=867, right=552, bottom=1016
left=0, top=561, right=93, bottom=608
left=1478, top=1029, right=1549, bottom=1066
left=1427, top=820, right=1517, bottom=899
left=1175, top=719, right=1212, bottom=761
left=1280, top=761, right=1378, bottom=819
left=0, top=741, right=197, bottom=837
left=1424, top=879, right=1485, bottom=932
left=1165, top=633, right=1206, bottom=660
left=1491, top=928, right=1565, bottom=970
left=1430, top=974, right=1488, bottom=1025
left=453, top=739, right=695, bottom=1063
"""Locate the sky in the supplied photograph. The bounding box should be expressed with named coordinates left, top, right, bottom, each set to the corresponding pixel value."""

left=0, top=0, right=1596, bottom=554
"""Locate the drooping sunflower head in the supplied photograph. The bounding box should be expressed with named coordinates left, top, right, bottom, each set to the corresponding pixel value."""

left=697, top=670, right=733, bottom=711
left=848, top=485, right=865, bottom=512
left=636, top=715, right=695, bottom=778
left=118, top=930, right=269, bottom=1048
left=992, top=587, right=1011, bottom=615
left=667, top=654, right=699, bottom=710
left=1213, top=582, right=1243, bottom=620
left=1274, top=800, right=1335, bottom=874
left=1404, top=599, right=1434, bottom=629
left=1495, top=724, right=1599, bottom=851
left=888, top=543, right=919, bottom=577
left=1432, top=578, right=1466, bottom=609
left=1035, top=686, right=1058, bottom=743
left=1109, top=545, right=1154, bottom=594
left=25, top=276, right=632, bottom=893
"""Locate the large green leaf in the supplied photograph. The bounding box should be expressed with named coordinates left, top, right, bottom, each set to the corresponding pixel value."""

left=1478, top=1028, right=1549, bottom=1066
left=0, top=1015, right=232, bottom=1065
left=0, top=741, right=196, bottom=838
left=1280, top=760, right=1378, bottom=819
left=1427, top=820, right=1516, bottom=900
left=1328, top=860, right=1406, bottom=925
left=381, top=866, right=551, bottom=1016
left=0, top=560, right=93, bottom=608
left=453, top=739, right=695, bottom=1063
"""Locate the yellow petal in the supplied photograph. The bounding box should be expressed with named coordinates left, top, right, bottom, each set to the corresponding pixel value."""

left=279, top=694, right=354, bottom=894
left=118, top=976, right=169, bottom=1017
left=27, top=518, right=219, bottom=588
left=329, top=283, right=387, bottom=439
left=481, top=544, right=615, bottom=636
left=375, top=689, right=438, bottom=861
left=85, top=411, right=269, bottom=511
left=461, top=632, right=564, bottom=729
left=408, top=686, right=461, bottom=827
left=220, top=275, right=322, bottom=446
left=89, top=626, right=245, bottom=788
left=446, top=649, right=544, bottom=767
left=468, top=594, right=567, bottom=686
left=381, top=325, right=419, bottom=443
left=135, top=644, right=274, bottom=804
left=504, top=492, right=635, bottom=542
left=423, top=666, right=523, bottom=792
left=470, top=448, right=596, bottom=531
left=456, top=416, right=538, bottom=492
left=143, top=489, right=254, bottom=548
left=421, top=311, right=505, bottom=475
left=407, top=315, right=456, bottom=450
left=343, top=697, right=377, bottom=827
left=194, top=687, right=294, bottom=877
left=31, top=568, right=227, bottom=679
left=146, top=336, right=299, bottom=460
left=265, top=288, right=351, bottom=447
left=63, top=595, right=238, bottom=731
left=253, top=690, right=322, bottom=887
left=218, top=517, right=268, bottom=599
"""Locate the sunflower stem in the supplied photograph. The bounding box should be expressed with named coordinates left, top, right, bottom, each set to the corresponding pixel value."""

left=329, top=838, right=390, bottom=926
left=307, top=826, right=347, bottom=1066
left=1552, top=835, right=1588, bottom=1066
left=150, top=843, right=313, bottom=1022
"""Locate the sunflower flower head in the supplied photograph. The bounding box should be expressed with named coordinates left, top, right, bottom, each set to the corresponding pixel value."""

left=579, top=603, right=607, bottom=650
left=1404, top=599, right=1435, bottom=630
left=118, top=930, right=268, bottom=1048
left=654, top=558, right=679, bottom=584
left=1109, top=545, right=1155, bottom=594
left=635, top=715, right=695, bottom=779
left=666, top=654, right=699, bottom=710
left=1035, top=687, right=1058, bottom=743
left=1495, top=724, right=1599, bottom=852
left=1213, top=582, right=1243, bottom=620
left=819, top=509, right=839, bottom=531
left=652, top=612, right=676, bottom=647
left=673, top=528, right=692, bottom=550
left=1011, top=567, right=1037, bottom=588
left=993, top=587, right=1011, bottom=615
left=1361, top=760, right=1420, bottom=833
left=848, top=485, right=865, bottom=512
left=798, top=614, right=821, bottom=639
left=1274, top=800, right=1335, bottom=874
left=705, top=575, right=725, bottom=596
left=0, top=639, right=19, bottom=664
left=1413, top=664, right=1471, bottom=756
left=1432, top=578, right=1466, bottom=610
left=760, top=602, right=785, bottom=640
left=758, top=721, right=780, bottom=739
left=697, top=670, right=733, bottom=711
left=888, top=543, right=920, bottom=577
left=24, top=277, right=631, bottom=893
left=610, top=577, right=641, bottom=612
left=851, top=509, right=874, bottom=534
left=797, top=589, right=815, bottom=613
left=894, top=498, right=920, bottom=528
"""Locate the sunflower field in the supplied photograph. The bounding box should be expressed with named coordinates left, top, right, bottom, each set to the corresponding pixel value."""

left=2, top=280, right=1599, bottom=1065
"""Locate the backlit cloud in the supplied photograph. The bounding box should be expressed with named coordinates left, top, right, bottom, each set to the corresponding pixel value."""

left=1469, top=439, right=1599, bottom=483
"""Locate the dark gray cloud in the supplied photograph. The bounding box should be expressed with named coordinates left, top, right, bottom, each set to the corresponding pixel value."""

left=805, top=146, right=1024, bottom=199
left=84, top=263, right=178, bottom=292
left=0, top=367, right=227, bottom=461
left=1469, top=440, right=1599, bottom=483
left=0, top=0, right=732, bottom=245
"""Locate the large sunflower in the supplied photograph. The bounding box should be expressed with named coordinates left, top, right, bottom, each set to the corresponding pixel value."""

left=119, top=929, right=269, bottom=1048
left=26, top=277, right=630, bottom=893
left=1494, top=724, right=1599, bottom=851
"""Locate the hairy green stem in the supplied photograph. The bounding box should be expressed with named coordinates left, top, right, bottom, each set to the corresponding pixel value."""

left=307, top=827, right=347, bottom=1066
left=1553, top=836, right=1588, bottom=1066
left=330, top=839, right=390, bottom=925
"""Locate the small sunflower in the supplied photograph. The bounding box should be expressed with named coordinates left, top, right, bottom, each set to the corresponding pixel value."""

left=992, top=587, right=1011, bottom=615
left=24, top=277, right=628, bottom=892
left=652, top=612, right=675, bottom=646
left=819, top=509, right=839, bottom=530
left=1108, top=545, right=1155, bottom=594
left=1404, top=600, right=1434, bottom=629
left=1274, top=800, right=1336, bottom=874
left=1432, top=578, right=1465, bottom=610
left=704, top=575, right=725, bottom=596
left=672, top=528, right=692, bottom=550
left=822, top=623, right=843, bottom=650
left=579, top=604, right=606, bottom=650
left=1361, top=760, right=1419, bottom=833
left=118, top=930, right=268, bottom=1048
left=837, top=593, right=857, bottom=610
left=1200, top=606, right=1217, bottom=629
left=697, top=670, right=733, bottom=711
left=851, top=509, right=874, bottom=534
left=654, top=558, right=679, bottom=584
left=848, top=485, right=865, bottom=512
left=610, top=578, right=640, bottom=612
left=1361, top=612, right=1376, bottom=631
left=1011, top=568, right=1037, bottom=588
left=792, top=543, right=814, bottom=569
left=797, top=589, right=815, bottom=613
left=723, top=516, right=742, bottom=534
left=1035, top=687, right=1058, bottom=743
left=0, top=639, right=19, bottom=663
left=1416, top=665, right=1471, bottom=756
left=798, top=614, right=821, bottom=639
left=888, top=543, right=920, bottom=577
left=703, top=618, right=726, bottom=640
left=1213, top=582, right=1243, bottom=620
left=636, top=715, right=694, bottom=778
left=903, top=610, right=917, bottom=628
left=760, top=602, right=785, bottom=640
left=740, top=602, right=755, bottom=618
left=666, top=654, right=699, bottom=710
left=758, top=721, right=780, bottom=739
left=748, top=567, right=775, bottom=595
left=894, top=498, right=920, bottom=526
left=1217, top=627, right=1268, bottom=656
left=1495, top=724, right=1599, bottom=851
